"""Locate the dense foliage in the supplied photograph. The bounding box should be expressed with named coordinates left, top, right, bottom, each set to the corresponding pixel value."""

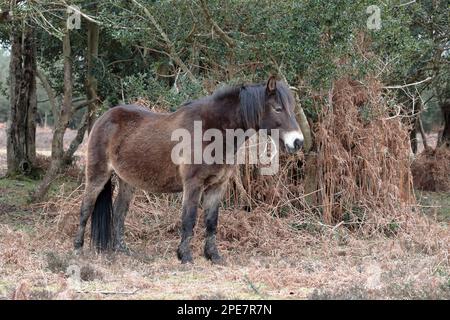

left=0, top=0, right=448, bottom=127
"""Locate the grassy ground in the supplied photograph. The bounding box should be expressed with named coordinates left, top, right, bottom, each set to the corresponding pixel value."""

left=0, top=175, right=449, bottom=300
left=0, top=126, right=449, bottom=300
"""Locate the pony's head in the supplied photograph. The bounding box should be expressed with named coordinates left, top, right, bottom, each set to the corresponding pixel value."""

left=239, top=76, right=304, bottom=153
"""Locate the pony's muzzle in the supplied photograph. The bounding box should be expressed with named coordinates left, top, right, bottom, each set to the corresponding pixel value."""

left=282, top=130, right=304, bottom=154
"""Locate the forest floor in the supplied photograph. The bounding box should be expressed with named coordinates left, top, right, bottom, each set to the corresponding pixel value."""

left=0, top=126, right=449, bottom=300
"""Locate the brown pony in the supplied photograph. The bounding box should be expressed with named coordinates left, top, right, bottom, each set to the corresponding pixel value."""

left=74, top=76, right=304, bottom=264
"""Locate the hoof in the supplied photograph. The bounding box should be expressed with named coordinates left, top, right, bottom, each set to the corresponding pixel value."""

left=180, top=257, right=194, bottom=264
left=204, top=244, right=225, bottom=265
left=177, top=248, right=193, bottom=264
left=73, top=247, right=83, bottom=256
left=114, top=243, right=133, bottom=256
left=210, top=255, right=226, bottom=266
left=205, top=251, right=226, bottom=265
left=73, top=239, right=83, bottom=254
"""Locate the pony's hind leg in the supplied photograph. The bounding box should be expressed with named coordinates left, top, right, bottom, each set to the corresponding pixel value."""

left=73, top=170, right=112, bottom=251
left=113, top=178, right=135, bottom=253
left=202, top=182, right=227, bottom=264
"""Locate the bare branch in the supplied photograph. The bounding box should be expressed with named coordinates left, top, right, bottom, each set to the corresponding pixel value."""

left=131, top=0, right=198, bottom=84
left=36, top=68, right=59, bottom=124
left=64, top=111, right=88, bottom=164
left=73, top=98, right=97, bottom=112
left=61, top=1, right=101, bottom=24
left=418, top=115, right=429, bottom=150
left=199, top=0, right=235, bottom=48
left=397, top=0, right=416, bottom=7
left=383, top=77, right=432, bottom=89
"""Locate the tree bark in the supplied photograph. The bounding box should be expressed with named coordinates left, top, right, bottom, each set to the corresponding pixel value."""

left=86, top=19, right=100, bottom=133
left=64, top=111, right=88, bottom=164
left=6, top=24, right=37, bottom=176
left=418, top=115, right=429, bottom=151
left=409, top=121, right=418, bottom=154
left=297, top=106, right=312, bottom=152
left=438, top=102, right=450, bottom=148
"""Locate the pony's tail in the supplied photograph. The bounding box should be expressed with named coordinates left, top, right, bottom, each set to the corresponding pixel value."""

left=91, top=178, right=113, bottom=251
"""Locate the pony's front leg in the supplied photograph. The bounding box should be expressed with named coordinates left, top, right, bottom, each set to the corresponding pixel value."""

left=177, top=184, right=202, bottom=264
left=202, top=182, right=227, bottom=264
left=204, top=204, right=222, bottom=263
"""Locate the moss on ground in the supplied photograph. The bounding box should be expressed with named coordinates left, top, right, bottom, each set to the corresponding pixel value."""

left=417, top=190, right=450, bottom=222
left=0, top=176, right=79, bottom=232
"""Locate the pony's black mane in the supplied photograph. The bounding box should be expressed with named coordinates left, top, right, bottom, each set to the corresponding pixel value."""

left=212, top=81, right=294, bottom=130
left=181, top=81, right=294, bottom=130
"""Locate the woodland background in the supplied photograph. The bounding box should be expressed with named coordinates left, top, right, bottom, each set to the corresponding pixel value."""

left=0, top=0, right=449, bottom=300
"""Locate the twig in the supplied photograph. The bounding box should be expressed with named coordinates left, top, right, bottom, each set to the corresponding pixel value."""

left=397, top=0, right=416, bottom=7
left=383, top=77, right=432, bottom=89
left=131, top=0, right=198, bottom=84
left=331, top=221, right=345, bottom=232
left=199, top=0, right=235, bottom=48
left=63, top=3, right=101, bottom=25
left=243, top=275, right=265, bottom=298
left=76, top=288, right=140, bottom=295
left=173, top=68, right=181, bottom=94
left=278, top=188, right=323, bottom=208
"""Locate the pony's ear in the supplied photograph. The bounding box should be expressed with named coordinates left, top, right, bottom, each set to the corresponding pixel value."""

left=266, top=75, right=277, bottom=95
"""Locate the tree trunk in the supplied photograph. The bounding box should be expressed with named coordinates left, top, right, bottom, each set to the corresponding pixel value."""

left=64, top=111, right=88, bottom=164
left=6, top=24, right=37, bottom=176
left=31, top=30, right=73, bottom=201
left=297, top=106, right=312, bottom=152
left=438, top=102, right=450, bottom=148
left=418, top=115, right=429, bottom=151
left=86, top=20, right=100, bottom=133
left=409, top=123, right=418, bottom=154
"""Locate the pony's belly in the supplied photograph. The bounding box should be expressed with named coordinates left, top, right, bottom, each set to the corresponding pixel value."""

left=140, top=177, right=183, bottom=194
left=112, top=163, right=183, bottom=194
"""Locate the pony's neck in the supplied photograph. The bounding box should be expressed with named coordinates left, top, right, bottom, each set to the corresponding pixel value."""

left=214, top=99, right=260, bottom=154
left=203, top=96, right=245, bottom=131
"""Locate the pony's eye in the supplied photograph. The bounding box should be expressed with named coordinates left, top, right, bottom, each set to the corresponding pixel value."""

left=273, top=105, right=283, bottom=113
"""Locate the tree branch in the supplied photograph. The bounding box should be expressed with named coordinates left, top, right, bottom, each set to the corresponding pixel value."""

left=64, top=110, right=88, bottom=164
left=383, top=77, right=433, bottom=89
left=73, top=98, right=97, bottom=112
left=199, top=0, right=235, bottom=48
left=65, top=4, right=101, bottom=25
left=131, top=0, right=198, bottom=84
left=36, top=68, right=58, bottom=124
